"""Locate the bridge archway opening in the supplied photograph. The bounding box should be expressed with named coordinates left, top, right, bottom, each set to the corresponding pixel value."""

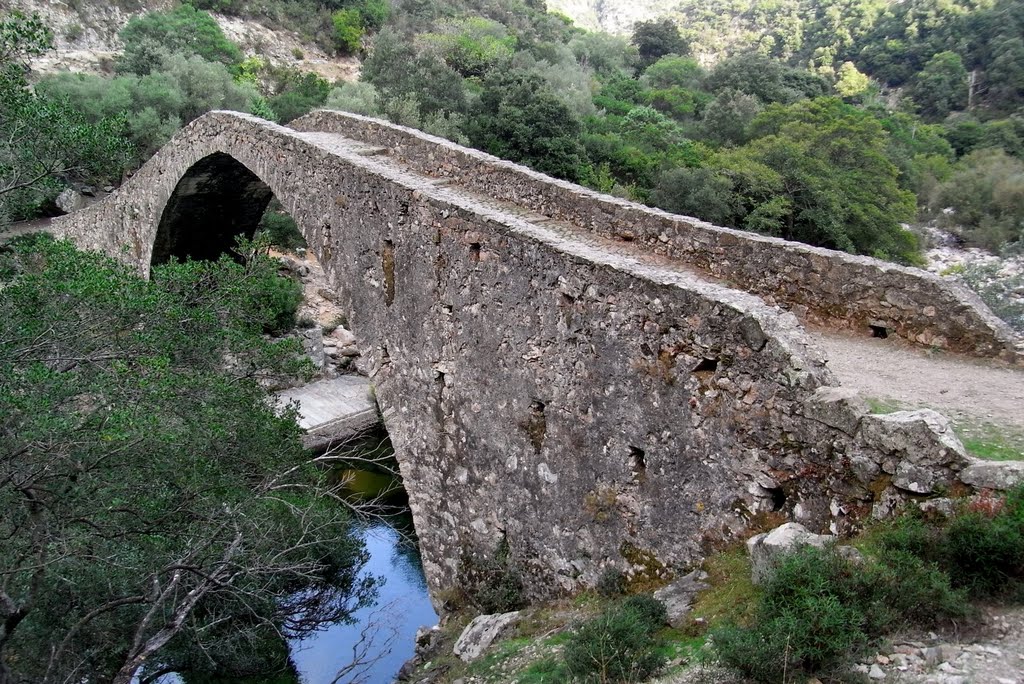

left=151, top=152, right=275, bottom=265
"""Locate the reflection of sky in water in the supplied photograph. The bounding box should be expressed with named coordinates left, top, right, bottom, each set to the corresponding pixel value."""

left=290, top=523, right=438, bottom=684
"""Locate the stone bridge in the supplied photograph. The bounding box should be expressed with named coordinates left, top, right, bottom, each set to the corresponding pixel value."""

left=53, top=110, right=1024, bottom=602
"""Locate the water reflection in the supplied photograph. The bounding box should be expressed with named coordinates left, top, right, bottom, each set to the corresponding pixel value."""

left=290, top=431, right=438, bottom=684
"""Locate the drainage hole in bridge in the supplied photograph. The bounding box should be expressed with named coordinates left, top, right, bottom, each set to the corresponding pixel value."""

left=629, top=446, right=647, bottom=480
left=692, top=357, right=719, bottom=373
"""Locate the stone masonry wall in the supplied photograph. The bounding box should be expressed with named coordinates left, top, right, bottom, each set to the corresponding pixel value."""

left=292, top=110, right=1023, bottom=365
left=52, top=111, right=994, bottom=606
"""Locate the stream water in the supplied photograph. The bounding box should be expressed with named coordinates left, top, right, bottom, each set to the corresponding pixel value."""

left=289, top=521, right=437, bottom=683
left=289, top=435, right=438, bottom=684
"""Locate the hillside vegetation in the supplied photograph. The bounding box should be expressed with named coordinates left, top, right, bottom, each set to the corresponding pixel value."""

left=3, top=0, right=1023, bottom=300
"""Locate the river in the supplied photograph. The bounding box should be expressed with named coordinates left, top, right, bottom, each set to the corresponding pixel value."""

left=288, top=432, right=438, bottom=684
left=289, top=520, right=438, bottom=683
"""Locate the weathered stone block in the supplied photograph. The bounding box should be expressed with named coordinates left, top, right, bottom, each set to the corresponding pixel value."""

left=453, top=611, right=521, bottom=662
left=959, top=460, right=1024, bottom=490
left=859, top=410, right=966, bottom=466
left=802, top=386, right=868, bottom=435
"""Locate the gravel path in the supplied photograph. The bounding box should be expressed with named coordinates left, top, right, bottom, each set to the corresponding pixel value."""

left=809, top=329, right=1024, bottom=431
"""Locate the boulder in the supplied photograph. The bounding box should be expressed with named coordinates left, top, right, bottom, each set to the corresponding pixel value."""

left=55, top=188, right=84, bottom=214
left=302, top=328, right=325, bottom=370
left=330, top=327, right=357, bottom=347
left=453, top=611, right=520, bottom=662
left=653, top=570, right=709, bottom=627
left=860, top=410, right=967, bottom=494
left=802, top=386, right=868, bottom=436
left=747, top=522, right=833, bottom=585
left=860, top=410, right=966, bottom=466
left=959, top=459, right=1024, bottom=490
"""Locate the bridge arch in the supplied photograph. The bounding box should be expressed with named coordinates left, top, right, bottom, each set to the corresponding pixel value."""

left=152, top=152, right=275, bottom=264
left=52, top=111, right=990, bottom=604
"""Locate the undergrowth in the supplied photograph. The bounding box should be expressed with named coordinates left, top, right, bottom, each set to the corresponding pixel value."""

left=711, top=486, right=1024, bottom=682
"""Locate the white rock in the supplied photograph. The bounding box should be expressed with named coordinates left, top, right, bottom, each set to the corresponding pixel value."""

left=746, top=522, right=834, bottom=585
left=869, top=663, right=886, bottom=680
left=453, top=611, right=521, bottom=662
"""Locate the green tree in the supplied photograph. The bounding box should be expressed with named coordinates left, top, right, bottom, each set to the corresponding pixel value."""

left=631, top=18, right=688, bottom=69
left=37, top=56, right=260, bottom=162
left=332, top=8, right=365, bottom=54
left=700, top=88, right=763, bottom=146
left=641, top=54, right=704, bottom=90
left=730, top=97, right=919, bottom=261
left=911, top=51, right=968, bottom=120
left=117, top=5, right=242, bottom=75
left=929, top=148, right=1024, bottom=250
left=421, top=17, right=516, bottom=78
left=362, top=29, right=467, bottom=120
left=704, top=54, right=829, bottom=105
left=835, top=60, right=871, bottom=99
left=0, top=235, right=375, bottom=683
left=651, top=166, right=740, bottom=225
left=466, top=68, right=587, bottom=182
left=0, top=12, right=132, bottom=224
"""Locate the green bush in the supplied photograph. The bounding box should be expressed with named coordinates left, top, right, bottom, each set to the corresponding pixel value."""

left=259, top=207, right=306, bottom=250
left=713, top=544, right=968, bottom=682
left=873, top=488, right=1024, bottom=599
left=945, top=505, right=1024, bottom=598
left=332, top=9, right=364, bottom=55
left=563, top=596, right=667, bottom=683
left=463, top=538, right=525, bottom=614
left=117, top=5, right=242, bottom=75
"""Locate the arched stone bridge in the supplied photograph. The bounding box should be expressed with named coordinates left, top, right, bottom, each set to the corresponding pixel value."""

left=54, top=110, right=1024, bottom=602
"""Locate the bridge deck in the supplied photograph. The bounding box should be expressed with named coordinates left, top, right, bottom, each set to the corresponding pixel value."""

left=295, top=129, right=1024, bottom=443
left=275, top=374, right=378, bottom=440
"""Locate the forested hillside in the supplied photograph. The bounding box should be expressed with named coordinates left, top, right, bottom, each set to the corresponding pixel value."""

left=4, top=0, right=1023, bottom=273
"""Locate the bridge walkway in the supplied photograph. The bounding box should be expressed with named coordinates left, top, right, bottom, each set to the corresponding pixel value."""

left=295, top=130, right=1024, bottom=442
left=275, top=374, right=378, bottom=447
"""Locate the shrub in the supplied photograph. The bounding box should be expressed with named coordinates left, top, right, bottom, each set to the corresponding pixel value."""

left=945, top=508, right=1024, bottom=597
left=713, top=544, right=969, bottom=682
left=259, top=206, right=306, bottom=250
left=463, top=538, right=525, bottom=614
left=563, top=596, right=667, bottom=683
left=596, top=567, right=626, bottom=597
left=332, top=9, right=364, bottom=55
left=325, top=81, right=380, bottom=116
left=117, top=5, right=242, bottom=75
left=874, top=487, right=1024, bottom=599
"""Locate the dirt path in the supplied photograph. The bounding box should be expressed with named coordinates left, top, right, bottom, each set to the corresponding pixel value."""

left=809, top=330, right=1024, bottom=432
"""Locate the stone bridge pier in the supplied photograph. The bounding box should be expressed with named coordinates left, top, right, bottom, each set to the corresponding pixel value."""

left=52, top=111, right=1020, bottom=604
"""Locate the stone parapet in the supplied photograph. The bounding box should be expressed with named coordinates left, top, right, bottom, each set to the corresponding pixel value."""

left=292, top=110, right=1022, bottom=364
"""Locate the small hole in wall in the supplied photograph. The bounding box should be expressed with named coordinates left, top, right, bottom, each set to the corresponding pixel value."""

left=629, top=446, right=646, bottom=479
left=525, top=400, right=547, bottom=453
left=382, top=240, right=395, bottom=306
left=766, top=486, right=786, bottom=512
left=469, top=242, right=481, bottom=263
left=870, top=324, right=889, bottom=339
left=692, top=357, right=718, bottom=373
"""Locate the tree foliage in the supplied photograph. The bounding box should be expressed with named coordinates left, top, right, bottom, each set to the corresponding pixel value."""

left=0, top=13, right=132, bottom=225
left=466, top=68, right=587, bottom=181
left=0, top=235, right=375, bottom=683
left=117, top=5, right=242, bottom=75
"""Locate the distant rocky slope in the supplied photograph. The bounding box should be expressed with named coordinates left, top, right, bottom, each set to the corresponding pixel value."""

left=5, top=0, right=358, bottom=81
